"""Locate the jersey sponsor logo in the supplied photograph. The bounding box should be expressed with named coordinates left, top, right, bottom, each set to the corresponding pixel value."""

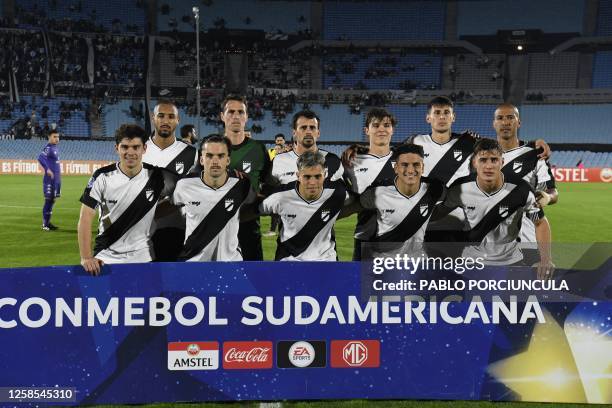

left=330, top=340, right=380, bottom=368
left=145, top=188, right=154, bottom=202
left=175, top=161, right=184, bottom=174
left=467, top=205, right=476, bottom=211
left=190, top=201, right=201, bottom=206
left=283, top=171, right=295, bottom=177
left=453, top=149, right=463, bottom=162
left=384, top=209, right=395, bottom=214
left=513, top=161, right=523, bottom=173
left=499, top=205, right=509, bottom=218
left=321, top=209, right=330, bottom=222
left=225, top=198, right=235, bottom=212
left=242, top=161, right=252, bottom=173
left=287, top=214, right=297, bottom=219
left=167, top=341, right=219, bottom=370
left=222, top=341, right=273, bottom=369
left=356, top=167, right=369, bottom=173
left=277, top=340, right=326, bottom=368
left=107, top=200, right=117, bottom=205
left=420, top=203, right=429, bottom=217
left=86, top=176, right=95, bottom=189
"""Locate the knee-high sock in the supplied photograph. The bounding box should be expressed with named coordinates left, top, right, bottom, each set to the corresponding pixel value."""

left=43, top=199, right=55, bottom=226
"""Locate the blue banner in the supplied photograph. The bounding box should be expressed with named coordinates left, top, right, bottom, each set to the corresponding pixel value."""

left=0, top=261, right=610, bottom=405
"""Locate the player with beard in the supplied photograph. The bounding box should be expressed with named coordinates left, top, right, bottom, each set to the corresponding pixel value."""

left=221, top=94, right=270, bottom=261
left=270, top=110, right=343, bottom=185
left=143, top=100, right=198, bottom=261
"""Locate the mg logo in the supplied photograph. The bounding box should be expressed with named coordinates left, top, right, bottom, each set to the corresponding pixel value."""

left=342, top=341, right=368, bottom=366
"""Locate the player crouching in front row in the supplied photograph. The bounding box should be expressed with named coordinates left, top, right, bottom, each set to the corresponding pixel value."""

left=78, top=125, right=179, bottom=275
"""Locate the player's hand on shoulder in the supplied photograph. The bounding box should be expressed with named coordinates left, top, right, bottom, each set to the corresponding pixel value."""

left=232, top=169, right=248, bottom=179
left=535, top=190, right=551, bottom=208
left=342, top=144, right=368, bottom=168
left=534, top=139, right=551, bottom=160
left=81, top=257, right=104, bottom=276
left=461, top=129, right=480, bottom=139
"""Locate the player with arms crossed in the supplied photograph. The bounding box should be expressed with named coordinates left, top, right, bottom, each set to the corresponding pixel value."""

left=220, top=94, right=270, bottom=261
left=259, top=151, right=347, bottom=261
left=173, top=135, right=255, bottom=261
left=270, top=110, right=343, bottom=185
left=37, top=130, right=61, bottom=231
left=344, top=108, right=397, bottom=260
left=78, top=125, right=178, bottom=275
left=345, top=143, right=444, bottom=257
left=433, top=139, right=554, bottom=278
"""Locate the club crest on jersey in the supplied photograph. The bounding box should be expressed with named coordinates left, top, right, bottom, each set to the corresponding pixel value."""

left=499, top=205, right=509, bottom=218
left=453, top=150, right=463, bottom=161
left=175, top=161, right=184, bottom=174
left=225, top=199, right=234, bottom=211
left=321, top=209, right=330, bottom=222
left=145, top=189, right=154, bottom=202
left=512, top=161, right=523, bottom=173
left=242, top=161, right=252, bottom=173
left=420, top=204, right=429, bottom=217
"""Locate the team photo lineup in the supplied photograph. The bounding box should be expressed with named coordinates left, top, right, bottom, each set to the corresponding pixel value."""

left=37, top=94, right=561, bottom=275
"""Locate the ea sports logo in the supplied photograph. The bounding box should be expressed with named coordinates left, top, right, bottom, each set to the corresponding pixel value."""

left=187, top=343, right=200, bottom=356
left=600, top=168, right=612, bottom=183
left=288, top=341, right=315, bottom=367
left=342, top=341, right=368, bottom=366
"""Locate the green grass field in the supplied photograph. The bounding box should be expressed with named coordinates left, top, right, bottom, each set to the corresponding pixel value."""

left=0, top=175, right=610, bottom=268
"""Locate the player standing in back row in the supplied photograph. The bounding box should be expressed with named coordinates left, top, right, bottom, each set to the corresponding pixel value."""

left=37, top=130, right=61, bottom=231
left=221, top=94, right=270, bottom=261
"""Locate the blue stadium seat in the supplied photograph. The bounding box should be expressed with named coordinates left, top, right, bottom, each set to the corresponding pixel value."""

left=592, top=52, right=612, bottom=88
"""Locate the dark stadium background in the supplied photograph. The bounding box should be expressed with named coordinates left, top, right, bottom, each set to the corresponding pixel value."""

left=0, top=0, right=610, bottom=407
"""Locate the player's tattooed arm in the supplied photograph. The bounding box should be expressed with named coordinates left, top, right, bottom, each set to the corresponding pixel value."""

left=77, top=204, right=104, bottom=276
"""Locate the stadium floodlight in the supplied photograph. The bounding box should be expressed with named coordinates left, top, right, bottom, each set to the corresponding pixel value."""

left=193, top=6, right=201, bottom=139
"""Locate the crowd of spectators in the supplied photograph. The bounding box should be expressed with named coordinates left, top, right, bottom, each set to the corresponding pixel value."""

left=50, top=33, right=89, bottom=84
left=94, top=36, right=145, bottom=87
left=12, top=32, right=47, bottom=94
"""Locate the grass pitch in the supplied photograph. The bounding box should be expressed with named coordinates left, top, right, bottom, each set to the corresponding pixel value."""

left=0, top=175, right=610, bottom=268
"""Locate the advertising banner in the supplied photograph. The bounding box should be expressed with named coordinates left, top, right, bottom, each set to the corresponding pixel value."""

left=552, top=167, right=612, bottom=183
left=0, top=251, right=610, bottom=406
left=0, top=160, right=111, bottom=176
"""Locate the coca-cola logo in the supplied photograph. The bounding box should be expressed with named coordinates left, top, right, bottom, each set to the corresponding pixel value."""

left=222, top=341, right=273, bottom=369
left=224, top=347, right=270, bottom=363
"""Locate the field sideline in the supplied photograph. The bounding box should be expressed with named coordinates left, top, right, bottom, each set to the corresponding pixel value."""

left=0, top=175, right=610, bottom=268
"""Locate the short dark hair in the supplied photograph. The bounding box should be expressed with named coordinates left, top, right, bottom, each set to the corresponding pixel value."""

left=274, top=133, right=285, bottom=141
left=365, top=108, right=397, bottom=127
left=200, top=133, right=232, bottom=156
left=473, top=138, right=503, bottom=157
left=115, top=124, right=147, bottom=145
left=180, top=125, right=195, bottom=139
left=427, top=96, right=454, bottom=112
left=392, top=143, right=424, bottom=161
left=48, top=129, right=60, bottom=137
left=221, top=94, right=247, bottom=112
left=292, top=110, right=320, bottom=130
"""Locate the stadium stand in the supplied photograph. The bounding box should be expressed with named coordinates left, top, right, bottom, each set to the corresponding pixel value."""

left=157, top=0, right=310, bottom=34
left=527, top=52, right=579, bottom=89
left=451, top=54, right=504, bottom=90
left=592, top=51, right=612, bottom=89
left=596, top=0, right=612, bottom=36
left=322, top=53, right=442, bottom=90
left=456, top=0, right=585, bottom=36
left=0, top=139, right=115, bottom=161
left=322, top=1, right=445, bottom=40
left=15, top=0, right=145, bottom=33
left=520, top=104, right=612, bottom=143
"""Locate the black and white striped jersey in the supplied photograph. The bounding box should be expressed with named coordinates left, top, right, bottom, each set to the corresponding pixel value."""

left=406, top=133, right=477, bottom=187
left=143, top=138, right=198, bottom=230
left=502, top=144, right=555, bottom=244
left=259, top=180, right=347, bottom=261
left=344, top=152, right=395, bottom=240
left=270, top=149, right=344, bottom=185
left=80, top=163, right=177, bottom=263
left=360, top=177, right=444, bottom=251
left=172, top=175, right=254, bottom=261
left=143, top=138, right=198, bottom=176
left=442, top=175, right=544, bottom=265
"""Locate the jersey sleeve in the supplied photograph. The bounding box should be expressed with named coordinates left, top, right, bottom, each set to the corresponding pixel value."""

left=359, top=187, right=376, bottom=209
left=330, top=161, right=345, bottom=181
left=536, top=159, right=556, bottom=190
left=258, top=192, right=279, bottom=215
left=37, top=147, right=50, bottom=171
left=160, top=169, right=180, bottom=197
left=441, top=184, right=462, bottom=210
left=525, top=190, right=545, bottom=222
left=80, top=172, right=103, bottom=209
left=172, top=181, right=186, bottom=207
